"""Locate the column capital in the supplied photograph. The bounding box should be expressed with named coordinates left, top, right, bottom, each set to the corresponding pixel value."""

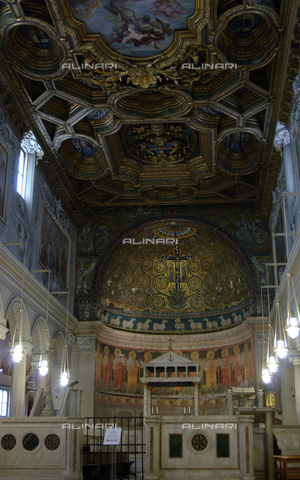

left=76, top=334, right=96, bottom=351
left=22, top=341, right=33, bottom=355
left=43, top=338, right=58, bottom=354
left=288, top=350, right=300, bottom=365
left=0, top=324, right=8, bottom=340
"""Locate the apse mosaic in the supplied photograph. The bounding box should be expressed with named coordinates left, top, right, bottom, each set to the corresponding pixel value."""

left=97, top=219, right=252, bottom=331
left=68, top=0, right=195, bottom=57
left=94, top=338, right=256, bottom=406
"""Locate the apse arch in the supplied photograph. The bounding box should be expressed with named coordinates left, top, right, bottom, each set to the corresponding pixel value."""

left=95, top=215, right=257, bottom=333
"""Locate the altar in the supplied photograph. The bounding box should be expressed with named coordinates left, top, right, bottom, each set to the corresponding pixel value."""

left=141, top=346, right=255, bottom=480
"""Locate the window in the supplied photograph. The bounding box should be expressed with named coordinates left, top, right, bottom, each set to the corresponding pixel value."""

left=0, top=388, right=9, bottom=416
left=17, top=148, right=27, bottom=198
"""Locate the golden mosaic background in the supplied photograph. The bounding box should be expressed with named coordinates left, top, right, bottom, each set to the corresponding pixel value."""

left=98, top=220, right=251, bottom=317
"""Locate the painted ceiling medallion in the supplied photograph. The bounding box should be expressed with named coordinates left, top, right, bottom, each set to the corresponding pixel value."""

left=68, top=0, right=196, bottom=58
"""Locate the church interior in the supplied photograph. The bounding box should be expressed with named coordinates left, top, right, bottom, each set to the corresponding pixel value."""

left=0, top=0, right=300, bottom=479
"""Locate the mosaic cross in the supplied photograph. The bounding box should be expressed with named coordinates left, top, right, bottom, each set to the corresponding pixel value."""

left=162, top=243, right=193, bottom=291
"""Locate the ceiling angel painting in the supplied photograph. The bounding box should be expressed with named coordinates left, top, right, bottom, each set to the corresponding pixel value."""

left=68, top=0, right=195, bottom=56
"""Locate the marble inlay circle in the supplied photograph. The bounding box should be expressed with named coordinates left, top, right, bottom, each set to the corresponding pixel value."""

left=1, top=434, right=16, bottom=450
left=191, top=434, right=208, bottom=451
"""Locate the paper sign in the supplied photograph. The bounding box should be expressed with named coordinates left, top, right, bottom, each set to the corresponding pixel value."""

left=103, top=428, right=122, bottom=445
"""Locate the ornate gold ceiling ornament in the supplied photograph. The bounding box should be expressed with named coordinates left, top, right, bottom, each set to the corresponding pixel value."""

left=110, top=89, right=192, bottom=119
left=81, top=60, right=203, bottom=89
left=124, top=123, right=196, bottom=164
left=1, top=22, right=67, bottom=79
left=214, top=4, right=280, bottom=66
left=140, top=185, right=195, bottom=203
left=216, top=130, right=262, bottom=175
left=58, top=137, right=107, bottom=179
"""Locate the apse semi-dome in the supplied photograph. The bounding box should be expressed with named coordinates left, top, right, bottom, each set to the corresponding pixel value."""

left=97, top=219, right=253, bottom=332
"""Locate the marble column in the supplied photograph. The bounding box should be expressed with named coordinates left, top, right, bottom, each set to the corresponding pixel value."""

left=143, top=384, right=148, bottom=417
left=147, top=386, right=152, bottom=416
left=194, top=383, right=199, bottom=415
left=144, top=415, right=160, bottom=480
left=292, top=355, right=300, bottom=424
left=265, top=409, right=274, bottom=480
left=227, top=389, right=233, bottom=415
left=41, top=338, right=57, bottom=416
left=10, top=341, right=33, bottom=417
left=257, top=389, right=264, bottom=408
left=238, top=414, right=255, bottom=480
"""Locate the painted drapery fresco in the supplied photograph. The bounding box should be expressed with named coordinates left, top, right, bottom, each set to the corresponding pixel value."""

left=95, top=338, right=256, bottom=406
left=68, top=0, right=195, bottom=57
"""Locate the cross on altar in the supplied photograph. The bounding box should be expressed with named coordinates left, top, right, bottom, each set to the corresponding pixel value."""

left=162, top=244, right=193, bottom=291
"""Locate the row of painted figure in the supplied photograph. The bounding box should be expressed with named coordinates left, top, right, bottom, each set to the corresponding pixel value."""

left=95, top=341, right=255, bottom=395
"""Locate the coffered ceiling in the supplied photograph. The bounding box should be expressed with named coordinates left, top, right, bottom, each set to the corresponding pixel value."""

left=0, top=0, right=298, bottom=225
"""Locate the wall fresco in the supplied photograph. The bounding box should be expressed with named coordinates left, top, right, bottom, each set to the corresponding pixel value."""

left=94, top=338, right=256, bottom=406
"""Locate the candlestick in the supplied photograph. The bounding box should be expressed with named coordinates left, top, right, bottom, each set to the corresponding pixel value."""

left=188, top=407, right=191, bottom=415
left=156, top=407, right=158, bottom=414
left=151, top=407, right=154, bottom=415
left=184, top=407, right=186, bottom=415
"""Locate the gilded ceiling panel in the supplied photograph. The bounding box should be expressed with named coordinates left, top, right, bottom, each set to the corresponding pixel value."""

left=0, top=0, right=296, bottom=222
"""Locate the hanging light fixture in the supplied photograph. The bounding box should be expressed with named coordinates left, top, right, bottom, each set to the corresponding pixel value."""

left=59, top=292, right=70, bottom=387
left=267, top=355, right=279, bottom=374
left=38, top=271, right=50, bottom=377
left=262, top=368, right=271, bottom=384
left=266, top=323, right=279, bottom=374
left=12, top=313, right=23, bottom=363
left=261, top=285, right=273, bottom=383
left=274, top=303, right=288, bottom=359
left=286, top=273, right=300, bottom=339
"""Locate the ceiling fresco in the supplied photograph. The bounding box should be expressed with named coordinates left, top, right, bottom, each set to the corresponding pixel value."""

left=68, top=0, right=196, bottom=57
left=0, top=0, right=298, bottom=225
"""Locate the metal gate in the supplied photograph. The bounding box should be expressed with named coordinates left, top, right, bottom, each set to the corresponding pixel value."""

left=82, top=417, right=145, bottom=480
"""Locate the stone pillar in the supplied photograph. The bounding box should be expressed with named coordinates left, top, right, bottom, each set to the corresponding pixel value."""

left=257, top=389, right=264, bottom=408
left=41, top=338, right=58, bottom=416
left=291, top=355, right=300, bottom=424
left=75, top=335, right=96, bottom=417
left=145, top=415, right=160, bottom=480
left=194, top=383, right=199, bottom=415
left=143, top=384, right=148, bottom=417
left=238, top=415, right=255, bottom=480
left=265, top=409, right=274, bottom=480
left=227, top=389, right=233, bottom=415
left=148, top=386, right=152, bottom=416
left=10, top=341, right=33, bottom=417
